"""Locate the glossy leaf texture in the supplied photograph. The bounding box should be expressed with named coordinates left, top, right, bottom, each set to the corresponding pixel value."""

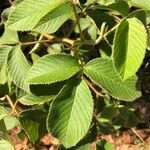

left=7, top=45, right=31, bottom=91
left=113, top=18, right=147, bottom=80
left=47, top=79, right=93, bottom=148
left=26, top=54, right=82, bottom=85
left=6, top=0, right=74, bottom=33
left=84, top=58, right=141, bottom=101
left=130, top=0, right=150, bottom=11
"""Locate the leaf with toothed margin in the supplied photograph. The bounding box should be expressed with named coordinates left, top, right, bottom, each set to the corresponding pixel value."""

left=47, top=79, right=93, bottom=148
left=19, top=109, right=48, bottom=143
left=84, top=58, right=141, bottom=101
left=6, top=0, right=74, bottom=33
left=0, top=46, right=12, bottom=70
left=7, top=45, right=31, bottom=91
left=130, top=0, right=150, bottom=11
left=113, top=18, right=147, bottom=80
left=26, top=54, right=82, bottom=85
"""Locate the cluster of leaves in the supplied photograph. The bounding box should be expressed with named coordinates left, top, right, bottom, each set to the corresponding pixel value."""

left=0, top=0, right=149, bottom=149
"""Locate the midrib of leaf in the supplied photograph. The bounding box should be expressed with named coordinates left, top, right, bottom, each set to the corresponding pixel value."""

left=85, top=67, right=137, bottom=94
left=28, top=66, right=80, bottom=84
left=123, top=19, right=146, bottom=76
left=7, top=45, right=31, bottom=91
left=48, top=80, right=93, bottom=148
left=84, top=58, right=141, bottom=100
left=7, top=0, right=66, bottom=30
left=112, top=19, right=129, bottom=77
left=26, top=54, right=82, bottom=85
left=34, top=2, right=73, bottom=33
left=0, top=46, right=12, bottom=70
left=113, top=18, right=147, bottom=80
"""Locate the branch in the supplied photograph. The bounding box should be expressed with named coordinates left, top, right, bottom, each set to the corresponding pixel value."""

left=72, top=1, right=84, bottom=41
left=131, top=128, right=146, bottom=144
left=8, top=0, right=13, bottom=5
left=5, top=95, right=18, bottom=115
left=20, top=39, right=52, bottom=46
left=82, top=76, right=105, bottom=97
left=95, top=23, right=119, bottom=45
left=42, top=33, right=75, bottom=46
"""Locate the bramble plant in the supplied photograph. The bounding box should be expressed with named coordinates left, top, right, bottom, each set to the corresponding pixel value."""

left=0, top=0, right=149, bottom=149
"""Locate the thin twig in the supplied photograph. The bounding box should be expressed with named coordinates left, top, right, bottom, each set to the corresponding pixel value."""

left=95, top=23, right=119, bottom=45
left=82, top=76, right=105, bottom=97
left=8, top=0, right=13, bottom=5
left=131, top=128, right=146, bottom=144
left=5, top=95, right=14, bottom=109
left=5, top=95, right=18, bottom=115
left=72, top=1, right=84, bottom=41
left=42, top=33, right=75, bottom=46
left=20, top=39, right=52, bottom=46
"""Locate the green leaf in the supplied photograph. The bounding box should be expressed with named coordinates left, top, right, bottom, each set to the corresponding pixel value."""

left=20, top=81, right=65, bottom=105
left=19, top=94, right=54, bottom=105
left=47, top=79, right=93, bottom=148
left=33, top=2, right=74, bottom=33
left=0, top=106, right=8, bottom=120
left=98, top=0, right=115, bottom=5
left=107, top=1, right=129, bottom=16
left=1, top=7, right=14, bottom=23
left=74, top=18, right=91, bottom=33
left=57, top=132, right=91, bottom=150
left=113, top=18, right=147, bottom=80
left=130, top=0, right=150, bottom=11
left=19, top=109, right=47, bottom=143
left=114, top=107, right=138, bottom=127
left=0, top=28, right=18, bottom=45
left=7, top=45, right=31, bottom=91
left=6, top=0, right=74, bottom=33
left=0, top=122, right=14, bottom=150
left=0, top=64, right=7, bottom=84
left=0, top=137, right=14, bottom=150
left=4, top=116, right=19, bottom=130
left=87, top=10, right=116, bottom=30
left=98, top=105, right=117, bottom=123
left=84, top=58, right=141, bottom=101
left=96, top=140, right=115, bottom=150
left=0, top=46, right=11, bottom=70
left=26, top=54, right=82, bottom=85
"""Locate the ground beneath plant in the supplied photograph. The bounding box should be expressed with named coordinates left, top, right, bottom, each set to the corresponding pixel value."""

left=8, top=126, right=150, bottom=150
